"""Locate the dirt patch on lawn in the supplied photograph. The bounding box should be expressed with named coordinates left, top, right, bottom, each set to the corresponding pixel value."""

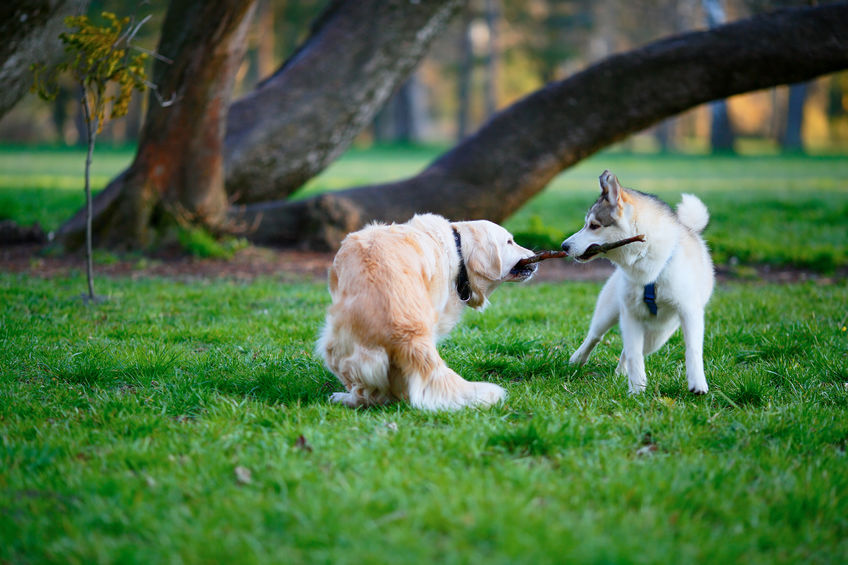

left=1, top=243, right=844, bottom=284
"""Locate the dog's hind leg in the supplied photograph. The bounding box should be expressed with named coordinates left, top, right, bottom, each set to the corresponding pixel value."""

left=643, top=321, right=680, bottom=356
left=399, top=337, right=505, bottom=411
left=680, top=308, right=708, bottom=394
left=615, top=351, right=627, bottom=375
left=617, top=319, right=678, bottom=379
left=323, top=337, right=394, bottom=408
left=570, top=277, right=619, bottom=366
left=620, top=308, right=647, bottom=393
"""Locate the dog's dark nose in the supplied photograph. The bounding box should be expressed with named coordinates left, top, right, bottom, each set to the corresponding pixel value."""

left=561, top=241, right=570, bottom=253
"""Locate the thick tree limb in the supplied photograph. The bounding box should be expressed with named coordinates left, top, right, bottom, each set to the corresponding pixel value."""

left=231, top=2, right=848, bottom=249
left=223, top=0, right=464, bottom=203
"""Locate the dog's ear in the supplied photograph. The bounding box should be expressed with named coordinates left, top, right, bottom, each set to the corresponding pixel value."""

left=462, top=224, right=503, bottom=283
left=599, top=170, right=622, bottom=206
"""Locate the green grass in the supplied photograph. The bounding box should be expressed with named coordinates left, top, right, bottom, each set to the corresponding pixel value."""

left=0, top=146, right=132, bottom=233
left=1, top=145, right=847, bottom=561
left=1, top=146, right=846, bottom=270
left=1, top=274, right=847, bottom=563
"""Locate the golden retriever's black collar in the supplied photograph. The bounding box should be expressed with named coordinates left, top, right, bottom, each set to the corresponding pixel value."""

left=452, top=227, right=471, bottom=302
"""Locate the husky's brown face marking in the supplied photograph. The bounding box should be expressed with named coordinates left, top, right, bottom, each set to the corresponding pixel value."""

left=561, top=170, right=636, bottom=262
left=588, top=197, right=619, bottom=228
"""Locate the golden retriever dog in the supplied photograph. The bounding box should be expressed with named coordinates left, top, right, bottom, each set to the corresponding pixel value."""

left=317, top=213, right=537, bottom=411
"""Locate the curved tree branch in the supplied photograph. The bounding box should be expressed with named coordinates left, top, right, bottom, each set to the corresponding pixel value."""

left=223, top=0, right=463, bottom=204
left=230, top=2, right=848, bottom=249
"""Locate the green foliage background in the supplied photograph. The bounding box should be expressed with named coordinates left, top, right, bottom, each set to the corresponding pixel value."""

left=2, top=147, right=846, bottom=271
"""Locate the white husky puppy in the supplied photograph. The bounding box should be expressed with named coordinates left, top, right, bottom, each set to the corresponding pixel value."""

left=561, top=170, right=714, bottom=394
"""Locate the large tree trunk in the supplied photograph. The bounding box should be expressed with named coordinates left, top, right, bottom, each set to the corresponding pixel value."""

left=484, top=0, right=500, bottom=118
left=456, top=4, right=474, bottom=142
left=229, top=2, right=848, bottom=250
left=57, top=0, right=257, bottom=250
left=0, top=0, right=79, bottom=118
left=223, top=0, right=463, bottom=204
left=781, top=82, right=808, bottom=152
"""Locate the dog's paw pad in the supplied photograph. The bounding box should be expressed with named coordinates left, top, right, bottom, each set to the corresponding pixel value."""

left=688, top=387, right=708, bottom=395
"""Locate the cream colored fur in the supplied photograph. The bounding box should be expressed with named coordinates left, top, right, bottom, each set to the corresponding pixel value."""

left=317, top=213, right=536, bottom=411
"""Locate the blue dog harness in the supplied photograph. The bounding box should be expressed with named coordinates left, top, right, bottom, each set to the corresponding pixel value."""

left=643, top=283, right=658, bottom=316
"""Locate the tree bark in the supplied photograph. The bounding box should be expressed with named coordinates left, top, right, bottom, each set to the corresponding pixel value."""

left=223, top=0, right=463, bottom=204
left=228, top=2, right=848, bottom=249
left=57, top=0, right=257, bottom=250
left=0, top=0, right=79, bottom=118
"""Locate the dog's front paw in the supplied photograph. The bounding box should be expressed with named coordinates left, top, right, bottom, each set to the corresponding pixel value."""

left=688, top=383, right=709, bottom=395
left=467, top=382, right=506, bottom=407
left=688, top=374, right=709, bottom=395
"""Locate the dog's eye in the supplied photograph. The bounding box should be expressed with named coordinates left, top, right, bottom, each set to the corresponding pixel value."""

left=589, top=222, right=601, bottom=231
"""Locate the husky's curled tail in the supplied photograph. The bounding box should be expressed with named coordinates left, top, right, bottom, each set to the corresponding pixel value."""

left=676, top=194, right=709, bottom=233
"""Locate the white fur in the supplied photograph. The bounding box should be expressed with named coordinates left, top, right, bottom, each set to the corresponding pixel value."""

left=317, top=213, right=536, bottom=411
left=563, top=171, right=714, bottom=395
left=677, top=193, right=710, bottom=233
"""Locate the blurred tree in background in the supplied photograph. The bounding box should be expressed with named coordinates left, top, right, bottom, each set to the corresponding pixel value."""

left=1, top=1, right=80, bottom=129
left=3, top=0, right=848, bottom=152
left=1, top=0, right=847, bottom=251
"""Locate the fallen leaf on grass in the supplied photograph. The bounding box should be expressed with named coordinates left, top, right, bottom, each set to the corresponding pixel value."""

left=234, top=465, right=252, bottom=485
left=636, top=444, right=658, bottom=457
left=295, top=434, right=313, bottom=452
left=636, top=431, right=658, bottom=457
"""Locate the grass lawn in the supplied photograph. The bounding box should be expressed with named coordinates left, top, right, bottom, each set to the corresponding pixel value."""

left=1, top=146, right=847, bottom=563
left=1, top=274, right=847, bottom=563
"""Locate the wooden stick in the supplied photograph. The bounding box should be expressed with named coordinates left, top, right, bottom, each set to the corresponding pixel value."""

left=513, top=234, right=646, bottom=269
left=513, top=250, right=568, bottom=268
left=579, top=234, right=645, bottom=258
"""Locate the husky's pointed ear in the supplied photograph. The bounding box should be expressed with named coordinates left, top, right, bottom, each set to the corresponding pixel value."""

left=599, top=170, right=622, bottom=206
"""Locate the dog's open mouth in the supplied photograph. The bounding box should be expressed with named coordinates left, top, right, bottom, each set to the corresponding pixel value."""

left=507, top=249, right=568, bottom=280
left=507, top=262, right=538, bottom=281
left=577, top=244, right=604, bottom=261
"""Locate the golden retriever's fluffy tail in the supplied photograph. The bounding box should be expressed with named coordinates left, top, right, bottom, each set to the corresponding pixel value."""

left=677, top=194, right=709, bottom=233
